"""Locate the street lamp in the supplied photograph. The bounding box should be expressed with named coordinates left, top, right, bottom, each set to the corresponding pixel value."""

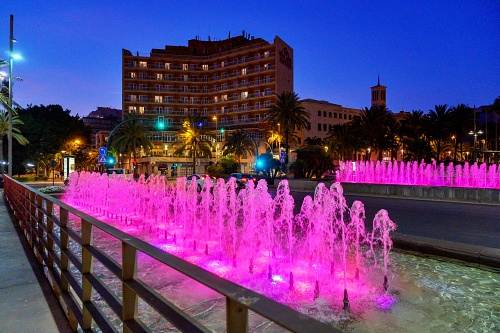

left=7, top=15, right=16, bottom=177
left=468, top=129, right=483, bottom=162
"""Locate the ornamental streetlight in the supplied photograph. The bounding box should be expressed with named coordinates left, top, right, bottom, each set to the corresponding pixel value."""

left=468, top=129, right=483, bottom=162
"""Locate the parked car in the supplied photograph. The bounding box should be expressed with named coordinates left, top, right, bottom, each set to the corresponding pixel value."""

left=224, top=173, right=258, bottom=187
left=186, top=174, right=216, bottom=191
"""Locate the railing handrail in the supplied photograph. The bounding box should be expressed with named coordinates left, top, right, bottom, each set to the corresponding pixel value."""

left=3, top=176, right=341, bottom=333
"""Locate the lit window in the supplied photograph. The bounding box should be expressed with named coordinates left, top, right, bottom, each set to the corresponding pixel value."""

left=242, top=68, right=248, bottom=75
left=214, top=96, right=218, bottom=103
left=130, top=72, right=136, bottom=78
left=128, top=106, right=136, bottom=112
left=139, top=61, right=147, bottom=68
left=241, top=91, right=248, bottom=99
left=182, top=64, right=188, bottom=70
left=165, top=63, right=171, bottom=69
left=156, top=73, right=162, bottom=80
left=264, top=51, right=270, bottom=58
left=139, top=106, right=145, bottom=114
left=202, top=64, right=208, bottom=71
left=221, top=94, right=227, bottom=101
left=155, top=96, right=162, bottom=103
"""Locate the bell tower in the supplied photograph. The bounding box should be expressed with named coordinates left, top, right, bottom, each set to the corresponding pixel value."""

left=371, top=75, right=386, bottom=108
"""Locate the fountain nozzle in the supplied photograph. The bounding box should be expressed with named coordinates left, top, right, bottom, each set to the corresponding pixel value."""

left=343, top=289, right=350, bottom=311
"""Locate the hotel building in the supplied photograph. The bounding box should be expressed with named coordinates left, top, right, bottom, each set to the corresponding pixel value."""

left=122, top=33, right=293, bottom=174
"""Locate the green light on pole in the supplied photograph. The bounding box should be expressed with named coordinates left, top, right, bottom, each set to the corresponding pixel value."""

left=220, top=128, right=224, bottom=134
left=158, top=116, right=165, bottom=130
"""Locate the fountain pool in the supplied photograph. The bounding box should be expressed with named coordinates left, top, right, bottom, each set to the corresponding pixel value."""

left=62, top=171, right=500, bottom=332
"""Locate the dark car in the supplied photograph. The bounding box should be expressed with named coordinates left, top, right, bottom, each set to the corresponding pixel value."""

left=224, top=173, right=258, bottom=187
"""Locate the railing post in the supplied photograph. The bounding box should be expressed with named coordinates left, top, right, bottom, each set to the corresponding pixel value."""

left=60, top=207, right=70, bottom=291
left=226, top=298, right=248, bottom=333
left=122, top=241, right=138, bottom=333
left=36, top=195, right=45, bottom=264
left=46, top=201, right=55, bottom=269
left=81, top=219, right=94, bottom=330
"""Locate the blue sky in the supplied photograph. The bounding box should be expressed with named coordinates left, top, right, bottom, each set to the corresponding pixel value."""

left=2, top=1, right=499, bottom=116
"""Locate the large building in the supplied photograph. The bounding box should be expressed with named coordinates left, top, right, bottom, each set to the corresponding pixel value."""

left=122, top=33, right=293, bottom=174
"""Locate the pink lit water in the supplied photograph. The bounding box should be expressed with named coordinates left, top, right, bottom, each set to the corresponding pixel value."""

left=336, top=160, right=500, bottom=188
left=64, top=172, right=396, bottom=314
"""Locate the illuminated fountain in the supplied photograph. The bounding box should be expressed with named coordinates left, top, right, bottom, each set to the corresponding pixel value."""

left=62, top=171, right=500, bottom=332
left=336, top=160, right=500, bottom=188
left=64, top=171, right=396, bottom=313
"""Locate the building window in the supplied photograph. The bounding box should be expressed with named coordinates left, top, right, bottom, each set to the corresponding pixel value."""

left=221, top=94, right=227, bottom=102
left=202, top=108, right=208, bottom=115
left=139, top=61, right=147, bottom=68
left=318, top=110, right=321, bottom=117
left=166, top=96, right=173, bottom=102
left=344, top=114, right=347, bottom=119
left=233, top=70, right=238, bottom=77
left=165, top=63, right=171, bottom=69
left=233, top=81, right=239, bottom=88
left=222, top=72, right=227, bottom=78
left=349, top=115, right=352, bottom=120
left=202, top=64, right=208, bottom=71
left=323, top=124, right=327, bottom=131
left=155, top=85, right=162, bottom=91
left=180, top=97, right=188, bottom=103
left=242, top=104, right=248, bottom=111
left=166, top=74, right=173, bottom=81
left=264, top=64, right=270, bottom=71
left=154, top=107, right=163, bottom=114
left=323, top=111, right=326, bottom=117
left=190, top=64, right=197, bottom=70
left=165, top=107, right=173, bottom=114
left=202, top=97, right=208, bottom=104
left=264, top=51, right=270, bottom=58
left=189, top=75, right=198, bottom=82
left=264, top=101, right=271, bottom=108
left=139, top=95, right=147, bottom=102
left=255, top=77, right=260, bottom=85
left=221, top=117, right=227, bottom=124
left=222, top=106, right=228, bottom=113
left=264, top=88, right=272, bottom=96
left=242, top=68, right=248, bottom=75
left=233, top=116, right=238, bottom=123
left=156, top=73, right=163, bottom=80
left=190, top=97, right=198, bottom=104
left=318, top=123, right=321, bottom=131
left=138, top=72, right=147, bottom=79
left=155, top=96, right=162, bottom=103
left=329, top=112, right=332, bottom=118
left=129, top=95, right=137, bottom=102
left=233, top=58, right=238, bottom=65
left=214, top=96, right=218, bottom=103
left=255, top=65, right=260, bottom=72
left=232, top=93, right=238, bottom=100
left=264, top=76, right=271, bottom=83
left=139, top=106, right=145, bottom=114
left=233, top=105, right=238, bottom=112
left=255, top=102, right=260, bottom=110
left=191, top=86, right=198, bottom=93
left=128, top=106, right=136, bottom=112
left=222, top=83, right=228, bottom=90
left=202, top=86, right=208, bottom=92
left=242, top=115, right=248, bottom=122
left=129, top=72, right=136, bottom=78
left=128, top=83, right=137, bottom=90
left=255, top=114, right=260, bottom=122
left=241, top=91, right=248, bottom=99
left=182, top=64, right=188, bottom=70
left=242, top=80, right=248, bottom=87
left=334, top=113, right=337, bottom=119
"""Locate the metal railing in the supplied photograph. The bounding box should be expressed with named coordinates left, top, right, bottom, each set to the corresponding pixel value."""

left=3, top=176, right=340, bottom=333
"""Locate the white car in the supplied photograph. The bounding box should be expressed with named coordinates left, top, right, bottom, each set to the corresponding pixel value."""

left=186, top=174, right=216, bottom=191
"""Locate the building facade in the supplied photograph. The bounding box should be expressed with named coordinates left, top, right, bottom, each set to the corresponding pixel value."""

left=122, top=33, right=293, bottom=175
left=82, top=107, right=122, bottom=148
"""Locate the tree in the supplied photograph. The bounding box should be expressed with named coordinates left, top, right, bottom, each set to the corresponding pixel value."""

left=175, top=114, right=214, bottom=174
left=327, top=123, right=364, bottom=160
left=0, top=110, right=29, bottom=172
left=449, top=104, right=473, bottom=162
left=289, top=145, right=332, bottom=178
left=255, top=152, right=281, bottom=178
left=352, top=106, right=394, bottom=160
left=303, top=136, right=324, bottom=146
left=428, top=104, right=452, bottom=162
left=207, top=154, right=239, bottom=177
left=222, top=130, right=255, bottom=166
left=266, top=92, right=310, bottom=164
left=110, top=116, right=153, bottom=175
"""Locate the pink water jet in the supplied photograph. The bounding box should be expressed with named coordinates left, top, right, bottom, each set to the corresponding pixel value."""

left=64, top=171, right=397, bottom=313
left=337, top=160, right=500, bottom=188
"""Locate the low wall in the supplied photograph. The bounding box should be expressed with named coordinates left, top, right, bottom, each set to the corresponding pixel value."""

left=285, top=179, right=500, bottom=204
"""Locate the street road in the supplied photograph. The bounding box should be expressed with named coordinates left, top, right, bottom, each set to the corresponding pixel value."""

left=287, top=191, right=500, bottom=249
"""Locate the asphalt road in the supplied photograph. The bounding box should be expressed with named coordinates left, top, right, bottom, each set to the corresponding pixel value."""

left=287, top=191, right=500, bottom=249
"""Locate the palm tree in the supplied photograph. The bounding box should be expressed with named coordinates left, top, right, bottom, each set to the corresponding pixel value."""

left=303, top=136, right=324, bottom=146
left=399, top=110, right=429, bottom=161
left=328, top=123, right=363, bottom=160
left=0, top=109, right=29, bottom=172
left=449, top=104, right=473, bottom=162
left=222, top=130, right=255, bottom=166
left=352, top=106, right=393, bottom=160
left=175, top=114, right=214, bottom=174
left=428, top=104, right=452, bottom=162
left=266, top=92, right=310, bottom=164
left=110, top=116, right=153, bottom=175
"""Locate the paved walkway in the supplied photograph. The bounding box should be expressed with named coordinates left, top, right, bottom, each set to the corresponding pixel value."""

left=0, top=191, right=72, bottom=333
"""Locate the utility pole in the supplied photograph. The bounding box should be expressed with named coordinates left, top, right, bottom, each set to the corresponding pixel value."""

left=8, top=14, right=14, bottom=176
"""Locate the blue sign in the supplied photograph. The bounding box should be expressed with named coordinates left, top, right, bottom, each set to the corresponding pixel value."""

left=98, top=146, right=108, bottom=155
left=280, top=150, right=286, bottom=163
left=98, top=154, right=107, bottom=164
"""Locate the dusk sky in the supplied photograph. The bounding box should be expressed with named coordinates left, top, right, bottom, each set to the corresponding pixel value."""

left=2, top=1, right=499, bottom=117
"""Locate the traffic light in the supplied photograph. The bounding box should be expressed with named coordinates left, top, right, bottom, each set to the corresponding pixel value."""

left=107, top=153, right=115, bottom=165
left=220, top=128, right=225, bottom=134
left=157, top=116, right=165, bottom=130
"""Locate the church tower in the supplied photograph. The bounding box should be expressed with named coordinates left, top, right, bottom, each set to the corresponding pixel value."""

left=371, top=76, right=386, bottom=108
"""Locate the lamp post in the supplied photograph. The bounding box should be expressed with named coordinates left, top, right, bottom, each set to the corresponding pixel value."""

left=7, top=14, right=15, bottom=177
left=469, top=130, right=483, bottom=162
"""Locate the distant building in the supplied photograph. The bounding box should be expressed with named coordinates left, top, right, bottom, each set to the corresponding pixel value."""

left=298, top=99, right=362, bottom=145
left=122, top=32, right=294, bottom=174
left=82, top=107, right=122, bottom=148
